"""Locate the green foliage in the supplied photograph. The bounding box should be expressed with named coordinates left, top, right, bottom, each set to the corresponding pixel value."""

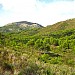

left=0, top=18, right=75, bottom=74
left=34, top=39, right=43, bottom=49
left=67, top=59, right=75, bottom=66
left=50, top=57, right=62, bottom=64
left=43, top=38, right=50, bottom=44
left=19, top=62, right=39, bottom=75
left=26, top=39, right=35, bottom=46
left=39, top=54, right=50, bottom=62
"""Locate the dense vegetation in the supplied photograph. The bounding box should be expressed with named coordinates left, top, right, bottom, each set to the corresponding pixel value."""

left=0, top=18, right=75, bottom=75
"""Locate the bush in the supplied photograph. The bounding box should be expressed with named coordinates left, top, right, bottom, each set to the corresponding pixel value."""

left=19, top=62, right=39, bottom=75
left=39, top=54, right=50, bottom=63
left=50, top=57, right=62, bottom=64
left=67, top=59, right=75, bottom=66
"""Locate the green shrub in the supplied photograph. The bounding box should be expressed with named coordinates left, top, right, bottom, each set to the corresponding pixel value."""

left=39, top=54, right=50, bottom=63
left=19, top=62, right=39, bottom=75
left=50, top=57, right=62, bottom=64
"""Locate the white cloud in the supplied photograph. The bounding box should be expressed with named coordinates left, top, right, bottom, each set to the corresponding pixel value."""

left=0, top=0, right=75, bottom=26
left=35, top=1, right=75, bottom=25
left=0, top=0, right=36, bottom=11
left=0, top=0, right=37, bottom=26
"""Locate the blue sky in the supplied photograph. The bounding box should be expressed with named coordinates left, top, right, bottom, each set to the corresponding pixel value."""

left=0, top=0, right=75, bottom=26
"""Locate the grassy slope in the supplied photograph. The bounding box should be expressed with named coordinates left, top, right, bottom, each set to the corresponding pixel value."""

left=38, top=18, right=75, bottom=35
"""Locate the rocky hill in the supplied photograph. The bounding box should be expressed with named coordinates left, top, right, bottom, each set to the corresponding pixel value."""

left=0, top=21, right=43, bottom=32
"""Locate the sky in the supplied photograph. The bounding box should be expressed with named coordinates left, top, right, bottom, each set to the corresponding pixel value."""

left=0, top=0, right=75, bottom=27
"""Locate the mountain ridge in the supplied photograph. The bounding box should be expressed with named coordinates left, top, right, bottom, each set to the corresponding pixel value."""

left=0, top=18, right=75, bottom=33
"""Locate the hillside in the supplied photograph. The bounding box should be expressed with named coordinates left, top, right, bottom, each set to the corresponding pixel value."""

left=49, top=18, right=75, bottom=31
left=0, top=21, right=43, bottom=32
left=38, top=18, right=75, bottom=35
left=0, top=18, right=75, bottom=75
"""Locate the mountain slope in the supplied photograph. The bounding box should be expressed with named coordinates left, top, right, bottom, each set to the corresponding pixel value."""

left=0, top=18, right=75, bottom=75
left=0, top=21, right=43, bottom=32
left=38, top=18, right=75, bottom=35
left=48, top=18, right=75, bottom=31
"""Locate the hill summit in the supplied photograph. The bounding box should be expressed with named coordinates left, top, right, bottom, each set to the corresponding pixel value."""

left=0, top=21, right=43, bottom=32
